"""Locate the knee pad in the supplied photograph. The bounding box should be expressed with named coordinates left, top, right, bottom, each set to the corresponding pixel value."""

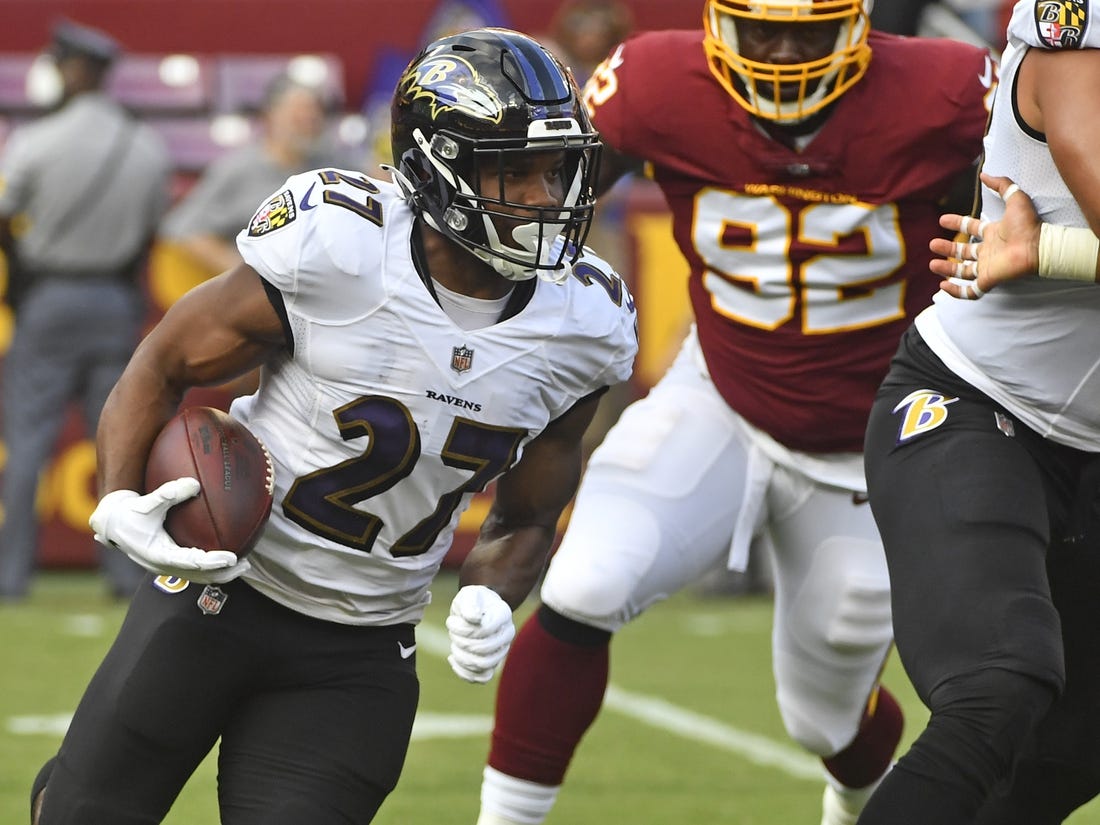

left=793, top=538, right=893, bottom=656
left=540, top=494, right=664, bottom=631
left=776, top=539, right=894, bottom=754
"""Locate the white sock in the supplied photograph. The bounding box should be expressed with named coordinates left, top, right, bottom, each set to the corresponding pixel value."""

left=820, top=768, right=889, bottom=825
left=476, top=766, right=560, bottom=825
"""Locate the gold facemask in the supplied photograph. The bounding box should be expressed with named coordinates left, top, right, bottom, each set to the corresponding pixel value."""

left=703, top=0, right=872, bottom=122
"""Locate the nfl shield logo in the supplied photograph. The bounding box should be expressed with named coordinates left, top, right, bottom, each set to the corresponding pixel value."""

left=197, top=585, right=228, bottom=615
left=451, top=345, right=474, bottom=374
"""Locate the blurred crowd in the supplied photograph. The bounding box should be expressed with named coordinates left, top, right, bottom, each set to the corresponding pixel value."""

left=0, top=0, right=1016, bottom=278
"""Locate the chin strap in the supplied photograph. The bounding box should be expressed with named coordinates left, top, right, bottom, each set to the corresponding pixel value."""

left=477, top=218, right=573, bottom=284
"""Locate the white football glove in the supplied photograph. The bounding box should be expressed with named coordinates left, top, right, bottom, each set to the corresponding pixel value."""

left=89, top=478, right=250, bottom=585
left=446, top=585, right=515, bottom=684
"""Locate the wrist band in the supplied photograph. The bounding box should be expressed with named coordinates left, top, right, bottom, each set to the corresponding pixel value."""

left=1038, top=223, right=1100, bottom=282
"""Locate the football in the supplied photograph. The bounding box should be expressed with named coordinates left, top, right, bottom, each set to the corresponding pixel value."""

left=144, top=406, right=275, bottom=557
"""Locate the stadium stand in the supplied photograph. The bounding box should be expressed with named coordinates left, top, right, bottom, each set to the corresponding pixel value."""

left=214, top=53, right=345, bottom=113
left=0, top=54, right=42, bottom=113
left=107, top=53, right=216, bottom=114
left=0, top=52, right=348, bottom=174
left=144, top=114, right=255, bottom=176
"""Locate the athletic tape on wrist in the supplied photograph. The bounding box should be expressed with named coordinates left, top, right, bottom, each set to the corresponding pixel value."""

left=1038, top=223, right=1100, bottom=282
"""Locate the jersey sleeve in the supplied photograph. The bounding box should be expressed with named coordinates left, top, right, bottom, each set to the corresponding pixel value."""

left=1007, top=0, right=1099, bottom=49
left=808, top=35, right=994, bottom=184
left=555, top=247, right=638, bottom=410
left=236, top=168, right=393, bottom=325
left=236, top=171, right=313, bottom=293
left=588, top=253, right=637, bottom=389
left=582, top=33, right=667, bottom=159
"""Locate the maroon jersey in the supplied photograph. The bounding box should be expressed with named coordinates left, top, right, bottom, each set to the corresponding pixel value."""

left=585, top=30, right=993, bottom=452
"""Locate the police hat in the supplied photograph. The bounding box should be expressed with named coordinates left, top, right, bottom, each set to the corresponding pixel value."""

left=49, top=19, right=120, bottom=65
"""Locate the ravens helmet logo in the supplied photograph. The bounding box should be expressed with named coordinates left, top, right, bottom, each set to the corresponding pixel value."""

left=396, top=55, right=505, bottom=124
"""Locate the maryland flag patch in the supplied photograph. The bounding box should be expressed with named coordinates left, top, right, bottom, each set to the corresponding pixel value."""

left=248, top=189, right=297, bottom=236
left=1033, top=0, right=1089, bottom=48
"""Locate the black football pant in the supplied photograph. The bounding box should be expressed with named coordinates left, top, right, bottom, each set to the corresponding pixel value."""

left=37, top=576, right=419, bottom=825
left=859, top=328, right=1100, bottom=824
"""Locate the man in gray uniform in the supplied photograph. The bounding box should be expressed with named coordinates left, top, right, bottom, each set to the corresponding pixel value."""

left=0, top=19, right=172, bottom=600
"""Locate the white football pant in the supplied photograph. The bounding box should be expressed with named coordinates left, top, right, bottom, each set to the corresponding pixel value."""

left=541, top=329, right=894, bottom=756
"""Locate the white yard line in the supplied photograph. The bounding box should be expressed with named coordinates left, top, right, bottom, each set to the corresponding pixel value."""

left=416, top=624, right=820, bottom=781
left=6, top=711, right=491, bottom=741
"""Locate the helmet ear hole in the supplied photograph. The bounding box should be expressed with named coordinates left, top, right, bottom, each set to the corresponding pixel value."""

left=399, top=148, right=431, bottom=185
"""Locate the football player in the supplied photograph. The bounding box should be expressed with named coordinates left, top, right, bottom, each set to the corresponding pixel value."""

left=28, top=29, right=636, bottom=825
left=474, top=3, right=994, bottom=825
left=861, top=1, right=1100, bottom=822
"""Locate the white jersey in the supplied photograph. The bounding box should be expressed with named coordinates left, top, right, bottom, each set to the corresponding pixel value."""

left=917, top=0, right=1100, bottom=451
left=232, top=169, right=637, bottom=626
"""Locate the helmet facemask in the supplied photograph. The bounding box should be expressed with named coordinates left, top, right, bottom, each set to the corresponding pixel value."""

left=703, top=0, right=872, bottom=123
left=408, top=123, right=599, bottom=283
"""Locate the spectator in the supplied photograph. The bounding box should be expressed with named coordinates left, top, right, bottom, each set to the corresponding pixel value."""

left=0, top=19, right=171, bottom=601
left=159, top=73, right=352, bottom=277
left=544, top=0, right=634, bottom=84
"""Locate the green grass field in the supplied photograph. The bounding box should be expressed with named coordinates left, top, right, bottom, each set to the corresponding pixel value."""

left=5, top=571, right=1100, bottom=824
